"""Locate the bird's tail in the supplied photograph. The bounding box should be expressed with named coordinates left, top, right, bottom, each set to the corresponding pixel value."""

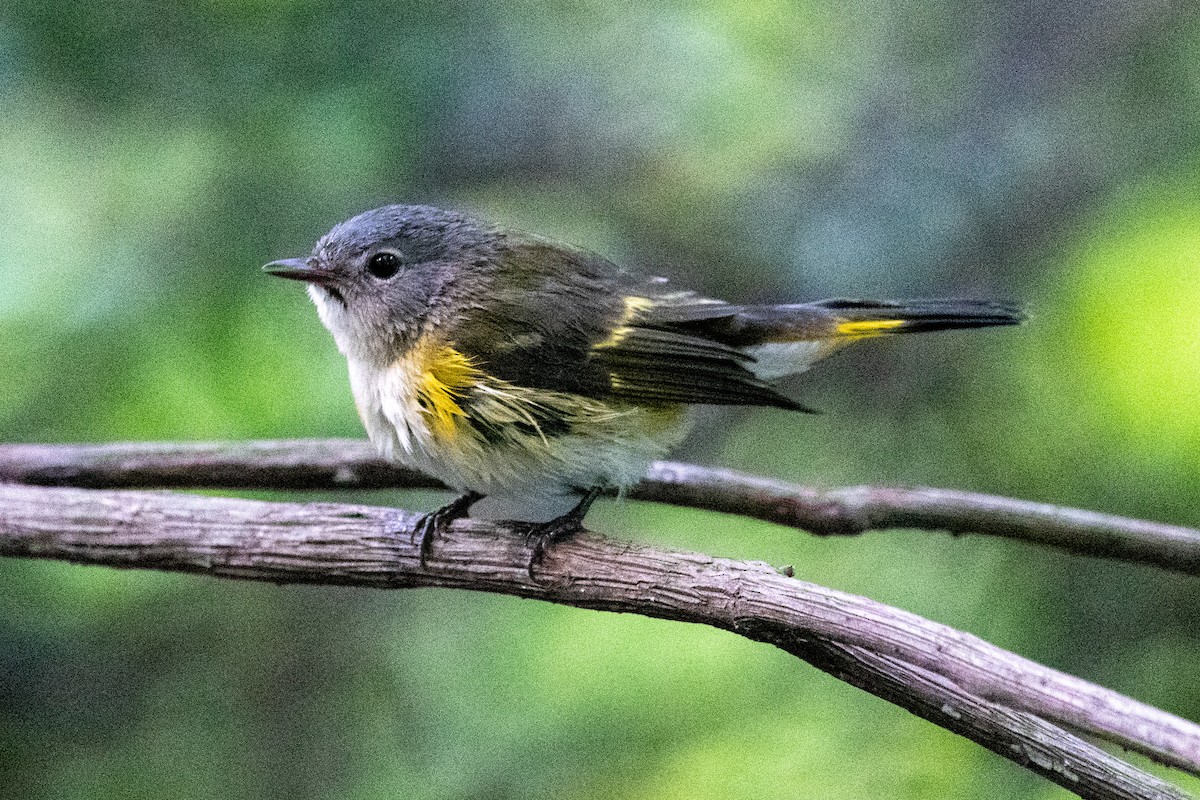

left=740, top=298, right=1024, bottom=380
left=818, top=298, right=1025, bottom=336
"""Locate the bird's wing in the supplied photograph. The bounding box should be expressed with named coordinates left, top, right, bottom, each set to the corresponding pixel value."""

left=450, top=238, right=808, bottom=411
left=587, top=319, right=810, bottom=410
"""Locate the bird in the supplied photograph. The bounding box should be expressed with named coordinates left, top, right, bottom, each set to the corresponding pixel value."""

left=264, top=204, right=1022, bottom=570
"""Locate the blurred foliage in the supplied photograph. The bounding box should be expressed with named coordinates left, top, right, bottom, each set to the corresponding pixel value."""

left=2, top=1, right=1199, bottom=798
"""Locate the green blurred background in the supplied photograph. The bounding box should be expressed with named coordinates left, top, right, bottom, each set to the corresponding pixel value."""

left=2, top=1, right=1198, bottom=798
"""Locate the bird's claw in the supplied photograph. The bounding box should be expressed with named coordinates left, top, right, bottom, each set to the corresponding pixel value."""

left=522, top=487, right=602, bottom=580
left=524, top=514, right=587, bottom=579
left=412, top=491, right=484, bottom=568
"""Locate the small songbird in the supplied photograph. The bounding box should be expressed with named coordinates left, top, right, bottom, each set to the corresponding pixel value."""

left=265, top=204, right=1021, bottom=567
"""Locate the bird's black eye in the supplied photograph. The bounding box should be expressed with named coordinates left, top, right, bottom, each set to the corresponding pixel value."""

left=367, top=251, right=401, bottom=279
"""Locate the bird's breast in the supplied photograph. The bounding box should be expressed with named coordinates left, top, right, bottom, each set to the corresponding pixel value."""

left=347, top=336, right=473, bottom=459
left=346, top=334, right=691, bottom=496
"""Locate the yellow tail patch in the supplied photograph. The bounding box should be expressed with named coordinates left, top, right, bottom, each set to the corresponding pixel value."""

left=836, top=319, right=907, bottom=337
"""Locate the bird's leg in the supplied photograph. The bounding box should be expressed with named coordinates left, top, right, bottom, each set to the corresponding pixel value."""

left=524, top=486, right=603, bottom=578
left=414, top=490, right=485, bottom=568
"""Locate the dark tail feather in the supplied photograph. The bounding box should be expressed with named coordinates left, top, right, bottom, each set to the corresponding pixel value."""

left=815, top=298, right=1025, bottom=335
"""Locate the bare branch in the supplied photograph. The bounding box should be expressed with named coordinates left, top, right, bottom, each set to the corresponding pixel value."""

left=0, top=483, right=1195, bottom=799
left=1, top=440, right=1197, bottom=575
left=638, top=464, right=1200, bottom=576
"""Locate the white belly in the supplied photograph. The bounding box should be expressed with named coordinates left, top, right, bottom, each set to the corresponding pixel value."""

left=348, top=357, right=688, bottom=498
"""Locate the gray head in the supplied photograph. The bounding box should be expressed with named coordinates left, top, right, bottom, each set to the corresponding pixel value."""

left=264, top=205, right=499, bottom=363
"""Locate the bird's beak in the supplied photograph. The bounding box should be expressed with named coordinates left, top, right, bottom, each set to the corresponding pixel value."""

left=262, top=257, right=338, bottom=285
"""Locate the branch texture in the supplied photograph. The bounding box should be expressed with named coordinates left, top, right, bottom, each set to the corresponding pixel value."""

left=1, top=440, right=1197, bottom=575
left=0, top=483, right=1195, bottom=800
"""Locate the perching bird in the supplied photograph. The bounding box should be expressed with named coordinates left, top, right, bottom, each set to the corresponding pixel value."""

left=265, top=204, right=1022, bottom=567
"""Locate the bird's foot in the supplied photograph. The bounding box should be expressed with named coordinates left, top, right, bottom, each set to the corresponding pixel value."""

left=414, top=491, right=485, bottom=568
left=524, top=487, right=602, bottom=579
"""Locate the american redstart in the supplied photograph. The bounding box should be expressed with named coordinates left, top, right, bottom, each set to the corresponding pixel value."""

left=265, top=204, right=1022, bottom=567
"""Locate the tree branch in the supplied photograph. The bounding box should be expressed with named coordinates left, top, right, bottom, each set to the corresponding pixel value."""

left=0, top=483, right=1195, bottom=800
left=1, top=440, right=1197, bottom=575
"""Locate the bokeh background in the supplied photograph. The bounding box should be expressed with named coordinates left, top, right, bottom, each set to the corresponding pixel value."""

left=2, top=1, right=1198, bottom=798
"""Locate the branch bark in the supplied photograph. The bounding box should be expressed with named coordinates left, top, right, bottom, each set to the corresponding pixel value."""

left=1, top=439, right=1197, bottom=575
left=0, top=482, right=1195, bottom=800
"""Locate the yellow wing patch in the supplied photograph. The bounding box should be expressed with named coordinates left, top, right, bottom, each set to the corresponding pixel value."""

left=623, top=295, right=655, bottom=316
left=836, top=319, right=907, bottom=337
left=594, top=295, right=654, bottom=349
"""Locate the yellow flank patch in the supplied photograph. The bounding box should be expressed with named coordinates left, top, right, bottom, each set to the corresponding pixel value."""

left=417, top=346, right=482, bottom=438
left=836, top=318, right=907, bottom=337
